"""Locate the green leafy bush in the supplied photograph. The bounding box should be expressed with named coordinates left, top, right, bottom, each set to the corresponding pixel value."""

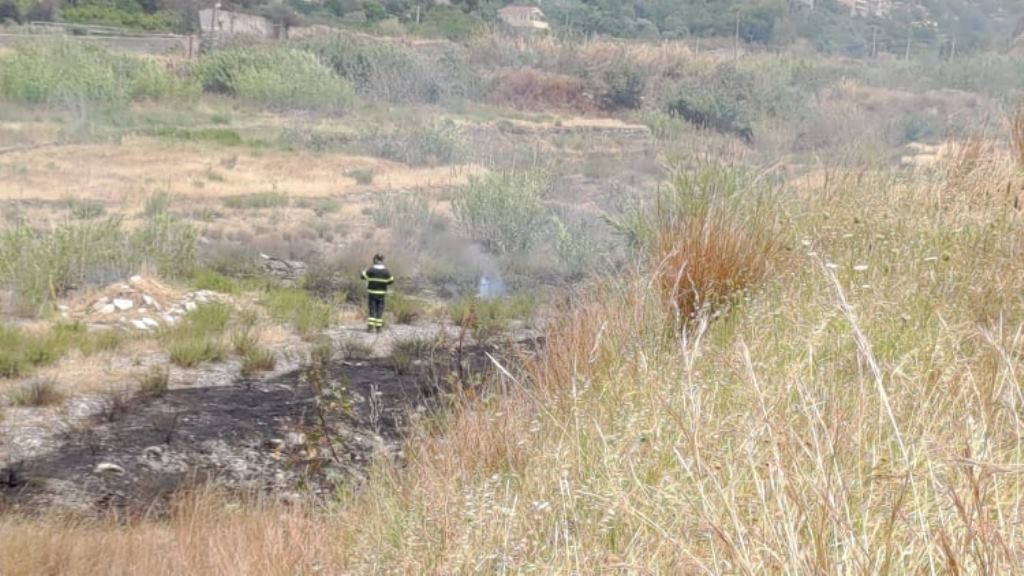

left=452, top=170, right=552, bottom=255
left=0, top=322, right=122, bottom=378
left=160, top=302, right=232, bottom=368
left=0, top=215, right=196, bottom=316
left=193, top=47, right=353, bottom=111
left=222, top=191, right=289, bottom=210
left=262, top=287, right=334, bottom=337
left=0, top=39, right=196, bottom=105
left=357, top=120, right=466, bottom=166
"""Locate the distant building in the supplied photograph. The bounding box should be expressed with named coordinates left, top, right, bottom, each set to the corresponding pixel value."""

left=497, top=5, right=550, bottom=33
left=198, top=8, right=272, bottom=38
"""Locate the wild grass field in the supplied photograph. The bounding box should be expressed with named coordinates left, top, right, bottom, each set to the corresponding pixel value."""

left=1, top=28, right=1023, bottom=574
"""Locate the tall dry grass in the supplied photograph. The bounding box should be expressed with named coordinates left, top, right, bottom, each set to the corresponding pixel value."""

left=1013, top=97, right=1024, bottom=171
left=4, top=152, right=1024, bottom=573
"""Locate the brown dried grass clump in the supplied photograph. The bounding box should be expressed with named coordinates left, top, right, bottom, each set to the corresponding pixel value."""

left=486, top=67, right=593, bottom=113
left=654, top=205, right=782, bottom=321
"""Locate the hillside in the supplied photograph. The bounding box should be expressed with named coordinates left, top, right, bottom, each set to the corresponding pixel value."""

left=0, top=17, right=1023, bottom=575
left=1, top=0, right=1022, bottom=56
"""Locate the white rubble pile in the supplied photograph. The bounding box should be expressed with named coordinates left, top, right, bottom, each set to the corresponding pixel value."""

left=84, top=276, right=230, bottom=332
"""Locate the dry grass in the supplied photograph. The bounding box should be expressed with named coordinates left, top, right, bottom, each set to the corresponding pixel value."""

left=3, top=146, right=1024, bottom=573
left=1012, top=97, right=1024, bottom=171
left=0, top=139, right=486, bottom=203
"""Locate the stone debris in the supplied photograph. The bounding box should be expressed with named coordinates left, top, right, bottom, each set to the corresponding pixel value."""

left=73, top=276, right=233, bottom=332
left=94, top=462, right=125, bottom=475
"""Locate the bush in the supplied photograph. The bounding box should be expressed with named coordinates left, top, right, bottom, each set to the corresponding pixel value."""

left=487, top=68, right=593, bottom=113
left=191, top=268, right=240, bottom=294
left=193, top=47, right=353, bottom=111
left=448, top=294, right=535, bottom=341
left=61, top=4, right=179, bottom=32
left=160, top=302, right=232, bottom=368
left=0, top=216, right=196, bottom=316
left=347, top=169, right=375, bottom=185
left=0, top=322, right=121, bottom=378
left=8, top=378, right=64, bottom=407
left=66, top=198, right=106, bottom=220
left=370, top=190, right=431, bottom=230
left=0, top=39, right=196, bottom=105
left=149, top=127, right=243, bottom=146
left=262, top=287, right=333, bottom=337
left=222, top=191, right=289, bottom=210
left=594, top=58, right=646, bottom=111
left=651, top=165, right=783, bottom=321
left=138, top=367, right=170, bottom=397
left=451, top=170, right=552, bottom=256
left=387, top=292, right=426, bottom=325
left=0, top=1, right=20, bottom=23
left=302, top=35, right=469, bottom=105
left=357, top=120, right=466, bottom=166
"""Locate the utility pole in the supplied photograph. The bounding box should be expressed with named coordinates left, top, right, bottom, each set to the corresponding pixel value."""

left=904, top=31, right=911, bottom=61
left=872, top=26, right=878, bottom=58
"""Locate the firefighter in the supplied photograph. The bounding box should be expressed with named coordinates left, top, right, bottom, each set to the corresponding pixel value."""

left=361, top=253, right=394, bottom=333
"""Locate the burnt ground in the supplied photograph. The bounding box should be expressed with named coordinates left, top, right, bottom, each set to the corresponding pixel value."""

left=0, top=332, right=541, bottom=517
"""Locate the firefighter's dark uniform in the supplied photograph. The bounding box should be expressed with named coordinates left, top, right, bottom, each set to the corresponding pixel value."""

left=361, top=263, right=394, bottom=332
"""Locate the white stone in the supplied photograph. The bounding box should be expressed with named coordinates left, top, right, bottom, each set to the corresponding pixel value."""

left=142, top=294, right=156, bottom=306
left=184, top=301, right=197, bottom=312
left=131, top=319, right=150, bottom=331
left=94, top=462, right=125, bottom=475
left=100, top=304, right=116, bottom=315
left=56, top=304, right=69, bottom=312
left=142, top=317, right=160, bottom=328
left=113, top=298, right=134, bottom=311
left=162, top=314, right=178, bottom=325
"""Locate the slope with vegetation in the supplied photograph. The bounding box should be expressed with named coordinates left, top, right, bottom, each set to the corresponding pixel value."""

left=0, top=13, right=1023, bottom=573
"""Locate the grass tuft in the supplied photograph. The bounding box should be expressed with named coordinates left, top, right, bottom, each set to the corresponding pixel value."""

left=138, top=367, right=170, bottom=397
left=8, top=378, right=64, bottom=407
left=262, top=288, right=333, bottom=338
left=222, top=191, right=289, bottom=210
left=160, top=302, right=232, bottom=368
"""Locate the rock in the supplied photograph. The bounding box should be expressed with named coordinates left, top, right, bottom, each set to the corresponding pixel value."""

left=100, top=304, right=116, bottom=315
left=142, top=294, right=157, bottom=307
left=130, top=275, right=143, bottom=284
left=142, top=446, right=164, bottom=461
left=266, top=438, right=285, bottom=451
left=130, top=319, right=150, bottom=331
left=56, top=304, right=69, bottom=312
left=141, top=317, right=160, bottom=329
left=184, top=301, right=197, bottom=312
left=284, top=432, right=306, bottom=450
left=161, top=314, right=178, bottom=325
left=113, top=298, right=134, bottom=311
left=94, top=462, right=125, bottom=475
left=260, top=253, right=271, bottom=260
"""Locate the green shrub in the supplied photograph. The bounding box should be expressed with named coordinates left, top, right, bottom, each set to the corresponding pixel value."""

left=193, top=47, right=353, bottom=111
left=66, top=198, right=106, bottom=220
left=296, top=196, right=342, bottom=216
left=222, top=191, right=289, bottom=210
left=240, top=347, right=276, bottom=377
left=149, top=127, right=243, bottom=146
left=0, top=216, right=196, bottom=316
left=302, top=35, right=479, bottom=104
left=387, top=292, right=426, bottom=325
left=370, top=190, right=431, bottom=229
left=262, top=287, right=333, bottom=337
left=348, top=169, right=375, bottom=185
left=145, top=192, right=173, bottom=217
left=357, top=120, right=466, bottom=166
left=0, top=39, right=196, bottom=105
left=138, top=367, right=170, bottom=397
left=192, top=268, right=240, bottom=294
left=160, top=302, right=232, bottom=368
left=61, top=4, right=179, bottom=32
left=0, top=322, right=123, bottom=378
left=452, top=170, right=552, bottom=255
left=448, top=294, right=535, bottom=341
left=8, top=378, right=64, bottom=407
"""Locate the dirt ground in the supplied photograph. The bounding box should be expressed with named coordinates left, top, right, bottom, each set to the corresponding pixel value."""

left=0, top=324, right=540, bottom=516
